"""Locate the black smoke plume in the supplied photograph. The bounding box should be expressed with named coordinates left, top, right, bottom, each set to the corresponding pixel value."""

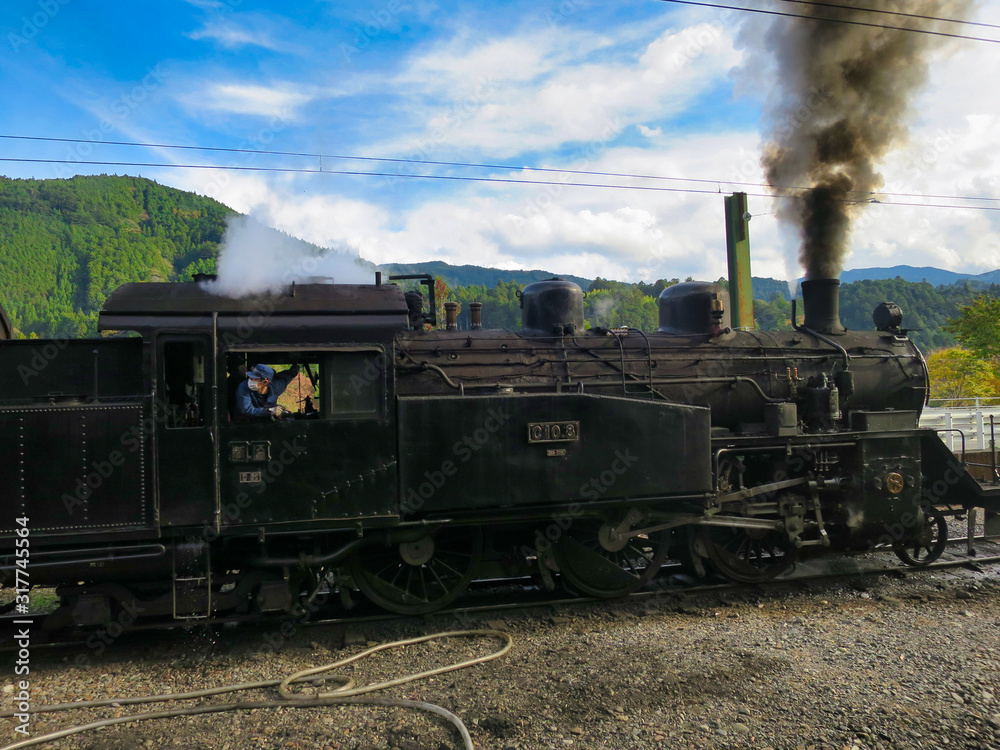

left=761, top=0, right=975, bottom=279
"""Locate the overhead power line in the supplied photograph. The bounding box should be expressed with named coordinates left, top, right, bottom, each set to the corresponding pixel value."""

left=773, top=0, right=1000, bottom=30
left=653, top=0, right=1000, bottom=44
left=2, top=134, right=997, bottom=206
left=0, top=156, right=770, bottom=197
left=2, top=156, right=998, bottom=212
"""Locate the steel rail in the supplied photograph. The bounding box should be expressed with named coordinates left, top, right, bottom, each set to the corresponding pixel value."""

left=5, top=542, right=998, bottom=651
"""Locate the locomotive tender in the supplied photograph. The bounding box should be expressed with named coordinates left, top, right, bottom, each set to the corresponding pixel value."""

left=0, top=272, right=993, bottom=624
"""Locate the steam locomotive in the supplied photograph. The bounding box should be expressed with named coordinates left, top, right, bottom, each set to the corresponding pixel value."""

left=1, top=272, right=994, bottom=625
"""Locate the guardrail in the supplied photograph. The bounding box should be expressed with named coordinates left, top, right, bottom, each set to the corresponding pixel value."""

left=920, top=404, right=1000, bottom=485
left=919, top=407, right=1000, bottom=452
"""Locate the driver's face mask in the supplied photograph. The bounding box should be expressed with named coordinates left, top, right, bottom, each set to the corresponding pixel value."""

left=248, top=378, right=263, bottom=392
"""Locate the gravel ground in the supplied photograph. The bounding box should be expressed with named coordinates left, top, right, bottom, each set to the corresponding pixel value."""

left=5, top=541, right=1000, bottom=750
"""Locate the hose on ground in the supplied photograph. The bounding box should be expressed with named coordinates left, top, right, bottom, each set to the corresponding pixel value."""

left=0, top=629, right=513, bottom=750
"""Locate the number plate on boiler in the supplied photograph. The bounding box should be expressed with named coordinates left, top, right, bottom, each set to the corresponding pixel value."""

left=527, top=421, right=579, bottom=443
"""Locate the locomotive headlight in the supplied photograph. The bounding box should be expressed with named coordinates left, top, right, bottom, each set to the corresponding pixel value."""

left=885, top=472, right=905, bottom=495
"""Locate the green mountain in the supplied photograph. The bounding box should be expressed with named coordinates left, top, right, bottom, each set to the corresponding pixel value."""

left=381, top=261, right=593, bottom=291
left=0, top=174, right=341, bottom=337
left=0, top=174, right=235, bottom=336
left=381, top=259, right=795, bottom=304
left=839, top=278, right=990, bottom=351
left=840, top=265, right=1000, bottom=287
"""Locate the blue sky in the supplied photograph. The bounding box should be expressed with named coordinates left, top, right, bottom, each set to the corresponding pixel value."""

left=2, top=0, right=999, bottom=284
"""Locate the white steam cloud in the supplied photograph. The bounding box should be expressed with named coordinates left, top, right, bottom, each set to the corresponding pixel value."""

left=204, top=214, right=373, bottom=297
left=593, top=296, right=616, bottom=319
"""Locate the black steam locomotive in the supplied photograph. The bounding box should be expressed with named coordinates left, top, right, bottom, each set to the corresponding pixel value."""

left=0, top=273, right=994, bottom=625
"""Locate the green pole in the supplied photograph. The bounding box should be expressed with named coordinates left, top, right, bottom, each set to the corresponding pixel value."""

left=725, top=192, right=754, bottom=331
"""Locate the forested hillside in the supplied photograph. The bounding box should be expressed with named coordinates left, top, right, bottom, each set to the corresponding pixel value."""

left=0, top=175, right=235, bottom=336
left=839, top=279, right=992, bottom=351
left=0, top=174, right=993, bottom=352
left=383, top=260, right=592, bottom=291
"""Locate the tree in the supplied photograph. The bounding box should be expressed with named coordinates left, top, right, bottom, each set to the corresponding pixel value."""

left=433, top=277, right=450, bottom=327
left=753, top=292, right=794, bottom=331
left=584, top=286, right=657, bottom=330
left=926, top=347, right=1000, bottom=405
left=944, top=295, right=1000, bottom=361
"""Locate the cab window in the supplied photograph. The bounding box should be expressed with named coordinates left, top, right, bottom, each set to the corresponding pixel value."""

left=328, top=350, right=384, bottom=418
left=226, top=349, right=384, bottom=421
left=163, top=339, right=208, bottom=429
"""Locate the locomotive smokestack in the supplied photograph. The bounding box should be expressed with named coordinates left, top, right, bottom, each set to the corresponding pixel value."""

left=800, top=278, right=845, bottom=335
left=469, top=302, right=483, bottom=330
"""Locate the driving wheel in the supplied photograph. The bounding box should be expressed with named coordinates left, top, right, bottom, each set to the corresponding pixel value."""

left=700, top=523, right=796, bottom=583
left=347, top=526, right=483, bottom=614
left=553, top=516, right=670, bottom=598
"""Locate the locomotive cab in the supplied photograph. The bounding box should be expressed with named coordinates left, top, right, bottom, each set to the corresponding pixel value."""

left=98, top=281, right=408, bottom=531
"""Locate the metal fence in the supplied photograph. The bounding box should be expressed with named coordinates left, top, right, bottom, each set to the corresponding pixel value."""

left=920, top=400, right=1000, bottom=453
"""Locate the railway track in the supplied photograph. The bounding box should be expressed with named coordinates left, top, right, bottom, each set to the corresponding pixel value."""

left=4, top=535, right=998, bottom=652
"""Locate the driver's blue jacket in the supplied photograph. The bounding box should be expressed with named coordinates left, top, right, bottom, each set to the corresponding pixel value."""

left=236, top=366, right=299, bottom=418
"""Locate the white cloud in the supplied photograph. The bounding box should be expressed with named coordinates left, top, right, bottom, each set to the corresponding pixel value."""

left=402, top=32, right=592, bottom=87
left=186, top=20, right=296, bottom=53
left=186, top=83, right=315, bottom=118
left=180, top=0, right=224, bottom=9
left=638, top=125, right=662, bottom=138
left=375, top=20, right=742, bottom=157
left=173, top=128, right=791, bottom=286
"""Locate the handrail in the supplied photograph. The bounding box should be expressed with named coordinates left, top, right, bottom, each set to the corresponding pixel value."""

left=935, top=428, right=967, bottom=457
left=993, top=414, right=999, bottom=486
left=927, top=396, right=1000, bottom=407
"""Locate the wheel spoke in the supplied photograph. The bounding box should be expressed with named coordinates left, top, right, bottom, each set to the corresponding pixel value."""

left=553, top=517, right=670, bottom=598
left=625, top=542, right=655, bottom=564
left=432, top=558, right=463, bottom=579
left=417, top=567, right=429, bottom=601
left=427, top=563, right=449, bottom=590
left=702, top=525, right=795, bottom=584
left=347, top=527, right=483, bottom=615
left=388, top=563, right=406, bottom=587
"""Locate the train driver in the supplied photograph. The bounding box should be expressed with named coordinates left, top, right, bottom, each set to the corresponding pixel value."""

left=236, top=363, right=300, bottom=420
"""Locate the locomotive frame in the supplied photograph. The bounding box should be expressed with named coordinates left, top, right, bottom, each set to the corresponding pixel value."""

left=1, top=272, right=996, bottom=625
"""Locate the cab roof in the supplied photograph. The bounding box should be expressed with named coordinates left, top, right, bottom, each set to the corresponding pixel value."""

left=101, top=281, right=407, bottom=317
left=99, top=281, right=409, bottom=340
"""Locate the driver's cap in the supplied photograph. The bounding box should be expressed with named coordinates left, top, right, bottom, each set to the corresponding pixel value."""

left=247, top=364, right=276, bottom=381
